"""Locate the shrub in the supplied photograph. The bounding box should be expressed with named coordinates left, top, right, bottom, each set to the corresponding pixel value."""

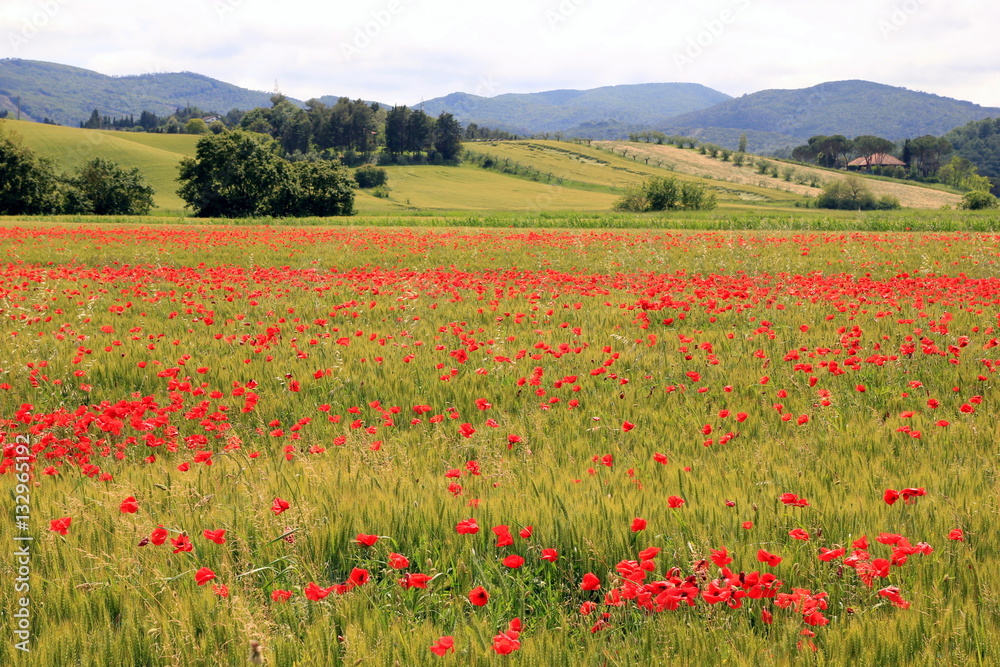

left=815, top=175, right=901, bottom=210
left=354, top=165, right=388, bottom=189
left=959, top=190, right=999, bottom=210
left=614, top=177, right=716, bottom=212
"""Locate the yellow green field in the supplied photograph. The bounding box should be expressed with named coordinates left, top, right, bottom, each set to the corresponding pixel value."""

left=0, top=119, right=199, bottom=212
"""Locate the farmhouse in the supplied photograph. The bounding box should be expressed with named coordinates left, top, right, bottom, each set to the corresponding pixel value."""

left=847, top=153, right=906, bottom=171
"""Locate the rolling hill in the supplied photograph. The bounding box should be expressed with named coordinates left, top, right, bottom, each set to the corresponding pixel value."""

left=418, top=83, right=732, bottom=135
left=659, top=80, right=1000, bottom=153
left=1, top=118, right=199, bottom=211
left=0, top=59, right=285, bottom=127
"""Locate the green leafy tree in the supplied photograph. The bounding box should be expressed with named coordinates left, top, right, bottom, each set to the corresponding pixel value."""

left=938, top=156, right=992, bottom=192
left=177, top=130, right=354, bottom=218
left=185, top=118, right=210, bottom=135
left=738, top=133, right=748, bottom=153
left=614, top=176, right=715, bottom=212
left=69, top=157, right=155, bottom=215
left=433, top=112, right=463, bottom=161
left=909, top=135, right=952, bottom=177
left=177, top=130, right=290, bottom=217
left=0, top=127, right=62, bottom=214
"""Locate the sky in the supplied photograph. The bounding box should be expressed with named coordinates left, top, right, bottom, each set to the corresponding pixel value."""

left=2, top=0, right=999, bottom=107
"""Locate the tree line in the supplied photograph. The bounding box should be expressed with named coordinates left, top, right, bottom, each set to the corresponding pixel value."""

left=0, top=126, right=154, bottom=215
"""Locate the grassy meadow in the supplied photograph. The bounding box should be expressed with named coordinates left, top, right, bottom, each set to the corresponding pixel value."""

left=0, top=219, right=998, bottom=666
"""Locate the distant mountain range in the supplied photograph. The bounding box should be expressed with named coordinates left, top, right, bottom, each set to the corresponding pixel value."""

left=660, top=80, right=1000, bottom=153
left=416, top=83, right=732, bottom=136
left=3, top=60, right=999, bottom=153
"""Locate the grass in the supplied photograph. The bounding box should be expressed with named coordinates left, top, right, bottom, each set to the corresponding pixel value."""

left=0, top=219, right=998, bottom=665
left=1, top=119, right=199, bottom=212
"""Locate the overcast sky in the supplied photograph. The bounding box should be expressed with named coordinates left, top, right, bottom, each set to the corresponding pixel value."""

left=3, top=0, right=998, bottom=107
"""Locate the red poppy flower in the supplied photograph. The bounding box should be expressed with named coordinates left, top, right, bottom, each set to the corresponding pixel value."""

left=171, top=534, right=193, bottom=553
left=710, top=547, right=732, bottom=567
left=456, top=518, right=480, bottom=535
left=667, top=495, right=685, bottom=508
left=540, top=548, right=559, bottom=562
left=468, top=585, right=490, bottom=606
left=271, top=589, right=293, bottom=602
left=304, top=582, right=332, bottom=600
left=653, top=452, right=669, bottom=464
left=388, top=553, right=410, bottom=569
left=580, top=573, right=601, bottom=590
left=491, top=632, right=521, bottom=655
left=757, top=549, right=782, bottom=567
left=194, top=567, right=216, bottom=586
left=50, top=517, right=72, bottom=535
left=883, top=489, right=900, bottom=505
left=356, top=533, right=379, bottom=547
left=212, top=584, right=229, bottom=598
left=519, top=525, right=533, bottom=539
left=947, top=528, right=964, bottom=541
left=622, top=420, right=635, bottom=432
left=271, top=497, right=290, bottom=515
left=119, top=496, right=139, bottom=513
left=150, top=526, right=168, bottom=545
left=502, top=555, right=525, bottom=568
left=429, top=636, right=455, bottom=656
left=630, top=517, right=647, bottom=532
left=400, top=573, right=432, bottom=589
left=789, top=528, right=810, bottom=541
left=348, top=568, right=370, bottom=588
left=203, top=529, right=226, bottom=544
left=818, top=547, right=845, bottom=562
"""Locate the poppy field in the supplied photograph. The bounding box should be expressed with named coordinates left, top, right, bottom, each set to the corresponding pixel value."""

left=1, top=222, right=999, bottom=666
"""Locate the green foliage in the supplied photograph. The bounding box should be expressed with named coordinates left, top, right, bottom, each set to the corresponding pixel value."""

left=944, top=117, right=1000, bottom=192
left=433, top=112, right=463, bottom=161
left=815, top=174, right=901, bottom=210
left=938, top=156, right=992, bottom=191
left=184, top=118, right=209, bottom=135
left=614, top=176, right=716, bottom=212
left=0, top=125, right=62, bottom=214
left=354, top=165, right=389, bottom=188
left=177, top=130, right=354, bottom=217
left=68, top=157, right=155, bottom=215
left=958, top=190, right=998, bottom=210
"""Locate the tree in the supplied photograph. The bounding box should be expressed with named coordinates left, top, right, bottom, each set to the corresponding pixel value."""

left=433, top=112, right=462, bottom=161
left=738, top=133, right=748, bottom=153
left=69, top=157, right=155, bottom=215
left=177, top=130, right=355, bottom=218
left=384, top=106, right=410, bottom=157
left=405, top=110, right=433, bottom=155
left=278, top=161, right=355, bottom=216
left=185, top=118, right=210, bottom=135
left=0, top=127, right=62, bottom=214
left=909, top=135, right=952, bottom=177
left=851, top=135, right=896, bottom=167
left=177, top=130, right=290, bottom=217
left=938, top=156, right=992, bottom=192
left=808, top=135, right=851, bottom=168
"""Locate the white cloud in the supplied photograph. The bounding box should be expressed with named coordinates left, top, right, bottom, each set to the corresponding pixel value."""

left=1, top=0, right=998, bottom=106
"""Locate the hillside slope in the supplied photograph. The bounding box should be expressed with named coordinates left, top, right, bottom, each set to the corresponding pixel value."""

left=597, top=141, right=962, bottom=209
left=0, top=59, right=283, bottom=127
left=660, top=80, right=1000, bottom=152
left=2, top=119, right=199, bottom=211
left=419, top=83, right=731, bottom=135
